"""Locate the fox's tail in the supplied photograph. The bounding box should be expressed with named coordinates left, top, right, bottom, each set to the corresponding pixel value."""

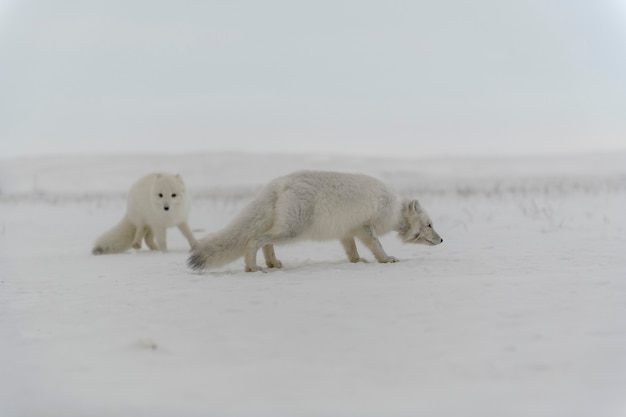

left=187, top=188, right=277, bottom=271
left=92, top=216, right=136, bottom=255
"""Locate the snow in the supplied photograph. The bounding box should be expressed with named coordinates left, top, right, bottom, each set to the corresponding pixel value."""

left=1, top=151, right=625, bottom=417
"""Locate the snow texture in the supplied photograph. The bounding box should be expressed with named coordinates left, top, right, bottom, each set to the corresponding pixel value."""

left=1, top=152, right=625, bottom=417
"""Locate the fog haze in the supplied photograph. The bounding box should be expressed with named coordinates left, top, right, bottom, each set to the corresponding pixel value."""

left=1, top=1, right=625, bottom=158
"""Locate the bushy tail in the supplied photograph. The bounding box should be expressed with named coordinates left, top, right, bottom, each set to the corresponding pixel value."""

left=187, top=230, right=250, bottom=271
left=92, top=217, right=136, bottom=255
left=187, top=189, right=277, bottom=271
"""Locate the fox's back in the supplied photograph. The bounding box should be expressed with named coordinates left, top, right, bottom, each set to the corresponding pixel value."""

left=273, top=171, right=399, bottom=239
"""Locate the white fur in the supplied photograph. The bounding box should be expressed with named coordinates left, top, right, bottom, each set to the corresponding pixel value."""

left=188, top=170, right=442, bottom=272
left=92, top=173, right=197, bottom=254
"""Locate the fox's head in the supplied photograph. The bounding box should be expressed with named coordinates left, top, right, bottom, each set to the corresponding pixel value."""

left=151, top=173, right=187, bottom=213
left=397, top=199, right=443, bottom=246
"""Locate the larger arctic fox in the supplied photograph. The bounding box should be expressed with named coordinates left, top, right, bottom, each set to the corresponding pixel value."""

left=188, top=170, right=442, bottom=272
left=93, top=172, right=197, bottom=254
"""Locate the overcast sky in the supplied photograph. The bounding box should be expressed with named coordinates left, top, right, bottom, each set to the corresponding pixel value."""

left=1, top=0, right=626, bottom=158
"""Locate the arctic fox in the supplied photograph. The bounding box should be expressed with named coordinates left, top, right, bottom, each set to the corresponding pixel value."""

left=188, top=170, right=442, bottom=272
left=92, top=172, right=197, bottom=255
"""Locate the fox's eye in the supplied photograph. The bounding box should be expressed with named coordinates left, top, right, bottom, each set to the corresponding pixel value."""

left=427, top=224, right=432, bottom=228
left=158, top=193, right=163, bottom=198
left=171, top=193, right=177, bottom=198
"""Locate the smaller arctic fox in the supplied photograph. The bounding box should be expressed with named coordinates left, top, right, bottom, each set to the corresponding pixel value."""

left=188, top=170, right=442, bottom=272
left=92, top=172, right=197, bottom=255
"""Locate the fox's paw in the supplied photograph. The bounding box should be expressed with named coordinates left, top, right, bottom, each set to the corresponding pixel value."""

left=245, top=265, right=267, bottom=273
left=266, top=260, right=283, bottom=269
left=132, top=241, right=142, bottom=250
left=349, top=257, right=369, bottom=263
left=380, top=256, right=399, bottom=263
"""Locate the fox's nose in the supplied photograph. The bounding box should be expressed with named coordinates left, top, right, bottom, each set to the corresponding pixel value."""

left=164, top=205, right=170, bottom=211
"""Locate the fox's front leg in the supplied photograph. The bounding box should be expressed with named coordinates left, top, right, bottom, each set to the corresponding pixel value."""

left=262, top=244, right=283, bottom=268
left=356, top=226, right=398, bottom=263
left=144, top=228, right=158, bottom=250
left=177, top=221, right=198, bottom=249
left=132, top=224, right=147, bottom=249
left=153, top=227, right=168, bottom=252
left=341, top=237, right=368, bottom=263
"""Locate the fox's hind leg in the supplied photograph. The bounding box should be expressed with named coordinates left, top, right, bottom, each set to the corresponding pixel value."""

left=243, top=243, right=262, bottom=272
left=341, top=237, right=368, bottom=263
left=244, top=207, right=310, bottom=272
left=356, top=225, right=398, bottom=263
left=262, top=244, right=283, bottom=268
left=245, top=229, right=302, bottom=271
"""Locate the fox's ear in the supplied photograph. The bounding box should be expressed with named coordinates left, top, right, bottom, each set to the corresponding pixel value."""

left=408, top=200, right=422, bottom=213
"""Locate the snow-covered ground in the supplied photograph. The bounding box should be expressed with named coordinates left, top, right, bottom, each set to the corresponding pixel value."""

left=1, top=152, right=625, bottom=417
